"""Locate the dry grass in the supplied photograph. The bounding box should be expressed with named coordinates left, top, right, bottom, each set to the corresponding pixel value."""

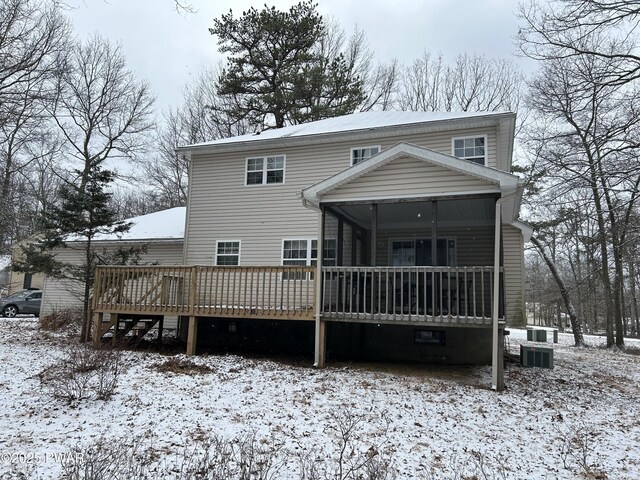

left=153, top=356, right=216, bottom=375
left=39, top=307, right=83, bottom=332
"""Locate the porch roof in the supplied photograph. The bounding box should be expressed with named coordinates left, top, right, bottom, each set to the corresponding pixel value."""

left=301, top=143, right=525, bottom=223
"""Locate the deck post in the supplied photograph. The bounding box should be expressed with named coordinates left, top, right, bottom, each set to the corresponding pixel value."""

left=157, top=316, right=164, bottom=344
left=186, top=316, right=198, bottom=355
left=492, top=201, right=504, bottom=391
left=92, top=312, right=103, bottom=347
left=112, top=314, right=119, bottom=347
left=314, top=208, right=326, bottom=367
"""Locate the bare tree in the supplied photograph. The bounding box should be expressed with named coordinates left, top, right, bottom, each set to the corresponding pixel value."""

left=398, top=51, right=523, bottom=113
left=518, top=0, right=640, bottom=87
left=524, top=47, right=640, bottom=347
left=320, top=20, right=400, bottom=112
left=38, top=35, right=154, bottom=341
left=0, top=0, right=69, bottom=253
left=145, top=66, right=250, bottom=208
left=50, top=34, right=154, bottom=189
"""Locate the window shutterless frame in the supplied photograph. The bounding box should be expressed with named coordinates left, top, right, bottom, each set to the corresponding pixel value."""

left=451, top=135, right=488, bottom=166
left=350, top=145, right=381, bottom=166
left=215, top=240, right=241, bottom=266
left=389, top=237, right=457, bottom=267
left=245, top=155, right=286, bottom=185
left=280, top=238, right=338, bottom=267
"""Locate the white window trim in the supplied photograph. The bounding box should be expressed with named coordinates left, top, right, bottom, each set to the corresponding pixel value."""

left=281, top=237, right=316, bottom=266
left=245, top=155, right=286, bottom=186
left=215, top=239, right=241, bottom=266
left=350, top=145, right=381, bottom=166
left=451, top=135, right=488, bottom=166
left=389, top=237, right=457, bottom=266
left=280, top=237, right=337, bottom=266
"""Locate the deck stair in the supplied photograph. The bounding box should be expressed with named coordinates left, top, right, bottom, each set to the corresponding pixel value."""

left=98, top=314, right=162, bottom=345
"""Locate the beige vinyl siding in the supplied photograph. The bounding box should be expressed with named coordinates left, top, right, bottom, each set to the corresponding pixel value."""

left=185, top=126, right=500, bottom=266
left=322, top=157, right=498, bottom=203
left=41, top=242, right=183, bottom=330
left=8, top=271, right=45, bottom=294
left=374, top=226, right=495, bottom=267
left=502, top=225, right=525, bottom=326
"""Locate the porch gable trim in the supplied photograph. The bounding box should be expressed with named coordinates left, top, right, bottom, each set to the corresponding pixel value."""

left=301, top=142, right=520, bottom=209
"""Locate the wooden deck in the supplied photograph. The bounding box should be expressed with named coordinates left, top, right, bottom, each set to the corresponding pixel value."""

left=92, top=265, right=504, bottom=346
left=93, top=265, right=316, bottom=320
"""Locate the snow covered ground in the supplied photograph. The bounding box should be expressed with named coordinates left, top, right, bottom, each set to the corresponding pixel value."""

left=0, top=318, right=638, bottom=479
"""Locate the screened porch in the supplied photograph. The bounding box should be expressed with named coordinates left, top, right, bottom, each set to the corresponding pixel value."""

left=316, top=195, right=504, bottom=325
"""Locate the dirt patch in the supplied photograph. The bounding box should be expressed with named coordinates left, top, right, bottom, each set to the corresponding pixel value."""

left=153, top=357, right=215, bottom=375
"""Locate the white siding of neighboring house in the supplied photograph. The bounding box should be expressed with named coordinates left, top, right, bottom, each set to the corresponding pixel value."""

left=184, top=127, right=499, bottom=266
left=41, top=241, right=184, bottom=328
left=502, top=224, right=526, bottom=326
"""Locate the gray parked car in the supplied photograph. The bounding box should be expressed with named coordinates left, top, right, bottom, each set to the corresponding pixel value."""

left=0, top=289, right=42, bottom=317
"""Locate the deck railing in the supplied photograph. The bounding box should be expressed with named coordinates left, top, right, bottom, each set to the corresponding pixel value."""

left=321, top=266, right=504, bottom=324
left=93, top=265, right=316, bottom=320
left=93, top=265, right=503, bottom=325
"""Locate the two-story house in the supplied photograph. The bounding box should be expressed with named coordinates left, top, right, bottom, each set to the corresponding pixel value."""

left=91, top=111, right=530, bottom=390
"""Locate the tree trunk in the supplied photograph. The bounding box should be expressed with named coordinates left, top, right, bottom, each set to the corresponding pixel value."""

left=80, top=236, right=92, bottom=343
left=531, top=236, right=585, bottom=346
left=630, top=261, right=639, bottom=337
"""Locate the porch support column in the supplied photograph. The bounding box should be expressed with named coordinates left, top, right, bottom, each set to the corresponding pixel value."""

left=492, top=200, right=505, bottom=391
left=314, top=207, right=326, bottom=368
left=186, top=316, right=198, bottom=356
left=337, top=217, right=344, bottom=266
left=370, top=204, right=377, bottom=266
left=431, top=200, right=438, bottom=265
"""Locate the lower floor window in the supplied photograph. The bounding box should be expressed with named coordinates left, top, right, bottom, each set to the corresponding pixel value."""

left=282, top=238, right=337, bottom=279
left=216, top=240, right=240, bottom=265
left=391, top=238, right=456, bottom=266
left=282, top=239, right=337, bottom=267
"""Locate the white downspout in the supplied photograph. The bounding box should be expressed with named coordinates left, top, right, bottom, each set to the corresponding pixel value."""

left=492, top=197, right=504, bottom=391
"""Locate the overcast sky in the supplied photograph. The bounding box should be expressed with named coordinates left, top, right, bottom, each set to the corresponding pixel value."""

left=65, top=0, right=530, bottom=117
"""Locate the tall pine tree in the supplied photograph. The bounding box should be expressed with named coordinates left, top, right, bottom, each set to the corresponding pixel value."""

left=210, top=1, right=365, bottom=130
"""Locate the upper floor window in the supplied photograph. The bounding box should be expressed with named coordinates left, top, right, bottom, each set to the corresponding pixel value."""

left=351, top=146, right=380, bottom=166
left=246, top=155, right=285, bottom=185
left=452, top=136, right=486, bottom=165
left=216, top=240, right=240, bottom=265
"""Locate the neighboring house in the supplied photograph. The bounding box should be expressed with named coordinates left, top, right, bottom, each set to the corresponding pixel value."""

left=91, top=111, right=531, bottom=390
left=40, top=207, right=185, bottom=329
left=8, top=242, right=45, bottom=294
left=0, top=255, right=11, bottom=296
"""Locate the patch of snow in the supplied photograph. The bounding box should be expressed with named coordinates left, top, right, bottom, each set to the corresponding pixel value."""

left=67, top=207, right=185, bottom=243
left=184, top=111, right=512, bottom=148
left=1, top=321, right=638, bottom=479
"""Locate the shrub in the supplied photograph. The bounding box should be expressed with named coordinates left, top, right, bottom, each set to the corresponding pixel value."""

left=39, top=344, right=121, bottom=404
left=39, top=307, right=83, bottom=332
left=60, top=436, right=153, bottom=480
